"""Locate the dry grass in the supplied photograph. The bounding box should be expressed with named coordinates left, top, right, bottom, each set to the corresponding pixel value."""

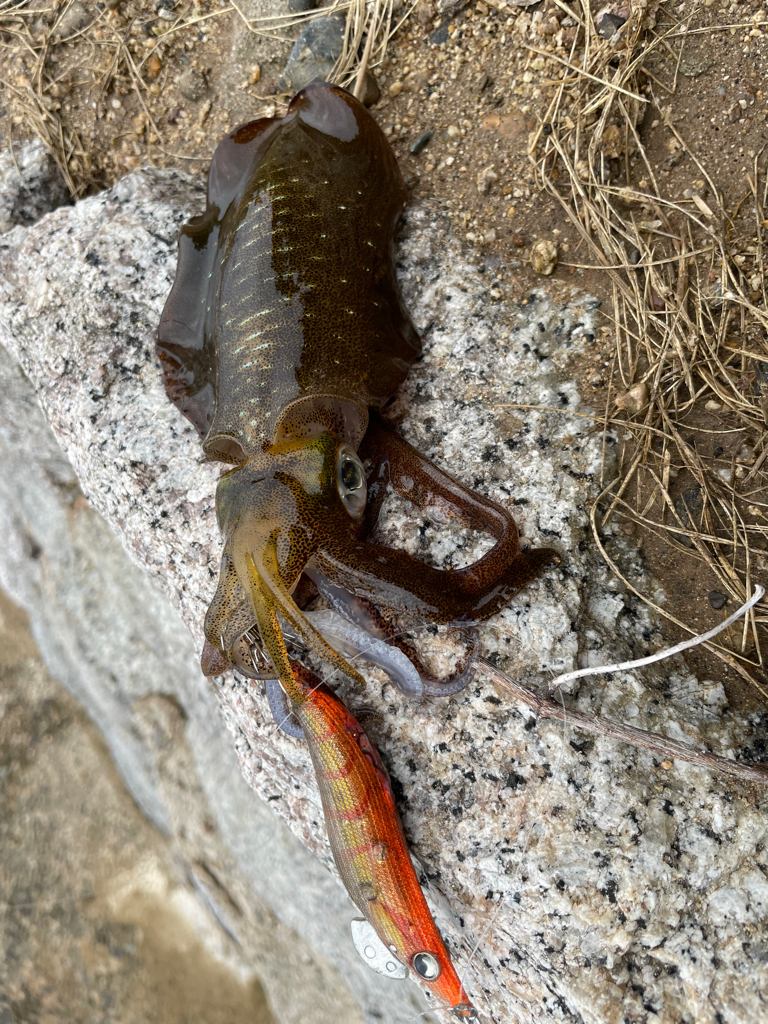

left=0, top=0, right=404, bottom=197
left=0, top=0, right=95, bottom=196
left=531, top=0, right=768, bottom=697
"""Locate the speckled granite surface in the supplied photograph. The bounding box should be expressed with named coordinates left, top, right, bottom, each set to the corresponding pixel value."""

left=0, top=140, right=69, bottom=235
left=0, top=167, right=765, bottom=1024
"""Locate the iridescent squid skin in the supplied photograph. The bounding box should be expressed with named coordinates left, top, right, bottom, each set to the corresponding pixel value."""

left=289, top=659, right=477, bottom=1019
left=157, top=81, right=557, bottom=714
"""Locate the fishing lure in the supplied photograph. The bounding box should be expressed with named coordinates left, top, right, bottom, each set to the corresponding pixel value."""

left=289, top=658, right=477, bottom=1019
left=157, top=81, right=556, bottom=720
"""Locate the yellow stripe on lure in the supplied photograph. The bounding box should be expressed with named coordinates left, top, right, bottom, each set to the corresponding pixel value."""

left=289, top=658, right=477, bottom=1018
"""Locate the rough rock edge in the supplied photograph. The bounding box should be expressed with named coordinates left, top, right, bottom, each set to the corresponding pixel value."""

left=0, top=167, right=765, bottom=1024
left=0, top=140, right=69, bottom=236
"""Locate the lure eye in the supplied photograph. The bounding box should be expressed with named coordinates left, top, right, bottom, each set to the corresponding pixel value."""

left=412, top=951, right=442, bottom=981
left=337, top=445, right=367, bottom=518
left=453, top=1007, right=478, bottom=1020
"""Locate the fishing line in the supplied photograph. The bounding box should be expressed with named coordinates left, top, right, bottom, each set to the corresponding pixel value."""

left=548, top=585, right=765, bottom=692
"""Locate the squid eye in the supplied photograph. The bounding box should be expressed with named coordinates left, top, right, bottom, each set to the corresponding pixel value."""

left=412, top=951, right=441, bottom=981
left=337, top=445, right=367, bottom=518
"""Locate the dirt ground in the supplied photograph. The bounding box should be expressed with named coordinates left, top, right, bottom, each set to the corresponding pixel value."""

left=1, top=0, right=767, bottom=705
left=0, top=588, right=280, bottom=1024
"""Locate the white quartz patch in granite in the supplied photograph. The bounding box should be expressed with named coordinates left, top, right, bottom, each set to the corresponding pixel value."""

left=0, top=167, right=766, bottom=1024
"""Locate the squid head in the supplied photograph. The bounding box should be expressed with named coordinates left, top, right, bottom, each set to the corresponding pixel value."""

left=202, top=433, right=371, bottom=703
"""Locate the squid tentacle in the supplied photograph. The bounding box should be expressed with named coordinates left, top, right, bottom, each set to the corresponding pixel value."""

left=242, top=550, right=304, bottom=704
left=307, top=565, right=479, bottom=697
left=420, top=633, right=477, bottom=697
left=305, top=610, right=424, bottom=697
left=315, top=540, right=557, bottom=624
left=255, top=538, right=368, bottom=689
left=234, top=537, right=367, bottom=711
left=265, top=678, right=305, bottom=738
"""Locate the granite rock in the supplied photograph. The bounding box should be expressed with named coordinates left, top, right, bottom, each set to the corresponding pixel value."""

left=0, top=588, right=349, bottom=1024
left=436, top=0, right=469, bottom=18
left=176, top=67, right=208, bottom=102
left=0, top=165, right=765, bottom=1024
left=0, top=343, right=422, bottom=1024
left=0, top=139, right=69, bottom=235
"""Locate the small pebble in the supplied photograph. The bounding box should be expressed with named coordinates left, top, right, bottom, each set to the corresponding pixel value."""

left=615, top=382, right=649, bottom=413
left=530, top=239, right=558, bottom=276
left=415, top=0, right=434, bottom=25
left=595, top=4, right=629, bottom=39
left=359, top=71, right=380, bottom=108
left=477, top=166, right=498, bottom=193
left=708, top=590, right=727, bottom=610
left=437, top=0, right=468, bottom=16
left=145, top=54, right=162, bottom=79
left=177, top=67, right=207, bottom=102
left=389, top=81, right=404, bottom=98
left=288, top=0, right=317, bottom=11
left=279, top=16, right=345, bottom=92
left=409, top=131, right=434, bottom=156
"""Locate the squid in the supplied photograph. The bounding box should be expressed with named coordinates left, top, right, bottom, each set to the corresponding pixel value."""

left=157, top=81, right=557, bottom=719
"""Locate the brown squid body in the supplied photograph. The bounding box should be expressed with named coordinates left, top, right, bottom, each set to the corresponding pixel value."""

left=157, top=82, right=557, bottom=711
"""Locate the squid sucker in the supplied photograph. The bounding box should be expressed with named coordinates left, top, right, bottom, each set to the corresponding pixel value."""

left=157, top=80, right=557, bottom=713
